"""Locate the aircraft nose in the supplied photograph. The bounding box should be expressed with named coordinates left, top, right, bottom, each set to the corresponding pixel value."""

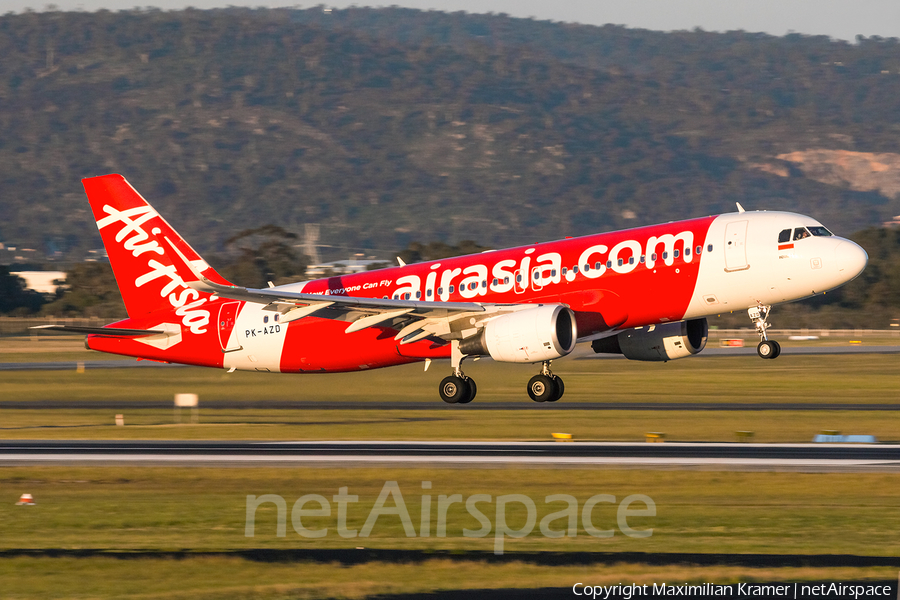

left=833, top=240, right=867, bottom=282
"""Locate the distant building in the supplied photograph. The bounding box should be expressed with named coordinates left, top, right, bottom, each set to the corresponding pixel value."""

left=305, top=254, right=387, bottom=277
left=11, top=271, right=67, bottom=294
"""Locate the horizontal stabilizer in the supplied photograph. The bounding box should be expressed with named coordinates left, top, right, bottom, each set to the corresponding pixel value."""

left=31, top=325, right=166, bottom=336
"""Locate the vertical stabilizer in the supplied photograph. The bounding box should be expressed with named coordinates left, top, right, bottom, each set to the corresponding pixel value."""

left=82, top=174, right=232, bottom=318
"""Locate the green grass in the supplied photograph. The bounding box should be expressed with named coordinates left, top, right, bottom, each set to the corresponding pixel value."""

left=0, top=558, right=894, bottom=600
left=0, top=557, right=893, bottom=600
left=0, top=467, right=898, bottom=598
left=1, top=467, right=898, bottom=555
left=3, top=353, right=900, bottom=405
left=2, top=352, right=900, bottom=441
left=2, top=344, right=899, bottom=597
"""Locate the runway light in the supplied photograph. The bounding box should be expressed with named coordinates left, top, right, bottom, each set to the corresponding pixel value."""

left=115, top=414, right=124, bottom=426
left=16, top=493, right=35, bottom=506
left=645, top=432, right=665, bottom=443
left=551, top=432, right=572, bottom=441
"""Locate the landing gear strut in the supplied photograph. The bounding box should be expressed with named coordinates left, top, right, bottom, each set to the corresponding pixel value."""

left=439, top=341, right=477, bottom=404
left=749, top=305, right=781, bottom=359
left=527, top=361, right=565, bottom=402
left=436, top=346, right=567, bottom=404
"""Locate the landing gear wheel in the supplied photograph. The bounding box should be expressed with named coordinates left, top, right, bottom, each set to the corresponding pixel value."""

left=757, top=340, right=779, bottom=359
left=527, top=374, right=558, bottom=403
left=546, top=375, right=564, bottom=402
left=749, top=305, right=780, bottom=360
left=440, top=375, right=469, bottom=404
left=457, top=377, right=476, bottom=404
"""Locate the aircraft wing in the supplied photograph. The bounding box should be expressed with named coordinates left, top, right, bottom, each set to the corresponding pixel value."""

left=164, top=238, right=533, bottom=345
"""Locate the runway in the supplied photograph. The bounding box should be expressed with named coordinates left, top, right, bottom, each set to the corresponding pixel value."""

left=2, top=440, right=899, bottom=471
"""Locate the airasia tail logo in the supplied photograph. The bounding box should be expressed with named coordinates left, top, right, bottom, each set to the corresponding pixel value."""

left=97, top=205, right=211, bottom=335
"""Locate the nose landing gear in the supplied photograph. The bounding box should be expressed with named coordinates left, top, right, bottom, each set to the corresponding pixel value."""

left=749, top=305, right=781, bottom=359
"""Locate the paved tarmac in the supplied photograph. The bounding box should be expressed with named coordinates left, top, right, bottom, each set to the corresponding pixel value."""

left=1, top=440, right=898, bottom=471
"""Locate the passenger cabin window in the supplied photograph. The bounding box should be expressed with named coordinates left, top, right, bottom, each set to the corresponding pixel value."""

left=707, top=244, right=713, bottom=252
left=778, top=229, right=791, bottom=243
left=808, top=226, right=833, bottom=237
left=696, top=246, right=702, bottom=255
left=684, top=248, right=690, bottom=257
left=793, top=227, right=811, bottom=241
left=674, top=249, right=680, bottom=258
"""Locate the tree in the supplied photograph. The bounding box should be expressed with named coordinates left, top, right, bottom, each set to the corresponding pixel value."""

left=39, top=262, right=125, bottom=317
left=0, top=267, right=44, bottom=314
left=217, top=225, right=308, bottom=288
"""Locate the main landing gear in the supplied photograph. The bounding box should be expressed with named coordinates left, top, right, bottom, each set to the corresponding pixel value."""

left=437, top=343, right=566, bottom=404
left=439, top=341, right=477, bottom=404
left=749, top=305, right=781, bottom=359
left=527, top=361, right=565, bottom=403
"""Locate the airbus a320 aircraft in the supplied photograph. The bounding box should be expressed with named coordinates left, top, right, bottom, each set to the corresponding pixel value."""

left=39, top=174, right=868, bottom=403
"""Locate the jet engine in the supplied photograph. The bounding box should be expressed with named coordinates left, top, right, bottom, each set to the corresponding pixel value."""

left=591, top=318, right=708, bottom=362
left=459, top=305, right=577, bottom=363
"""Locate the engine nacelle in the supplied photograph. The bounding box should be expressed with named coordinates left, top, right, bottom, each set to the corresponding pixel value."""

left=459, top=305, right=577, bottom=363
left=591, top=318, right=708, bottom=362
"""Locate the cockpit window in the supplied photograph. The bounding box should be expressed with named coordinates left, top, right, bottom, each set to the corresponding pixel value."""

left=778, top=229, right=791, bottom=244
left=793, top=227, right=811, bottom=241
left=808, top=226, right=833, bottom=237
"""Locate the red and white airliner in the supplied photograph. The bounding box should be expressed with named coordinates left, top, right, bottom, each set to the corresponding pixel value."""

left=39, top=174, right=867, bottom=403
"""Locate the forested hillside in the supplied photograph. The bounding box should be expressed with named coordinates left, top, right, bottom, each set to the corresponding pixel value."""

left=1, top=7, right=899, bottom=266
